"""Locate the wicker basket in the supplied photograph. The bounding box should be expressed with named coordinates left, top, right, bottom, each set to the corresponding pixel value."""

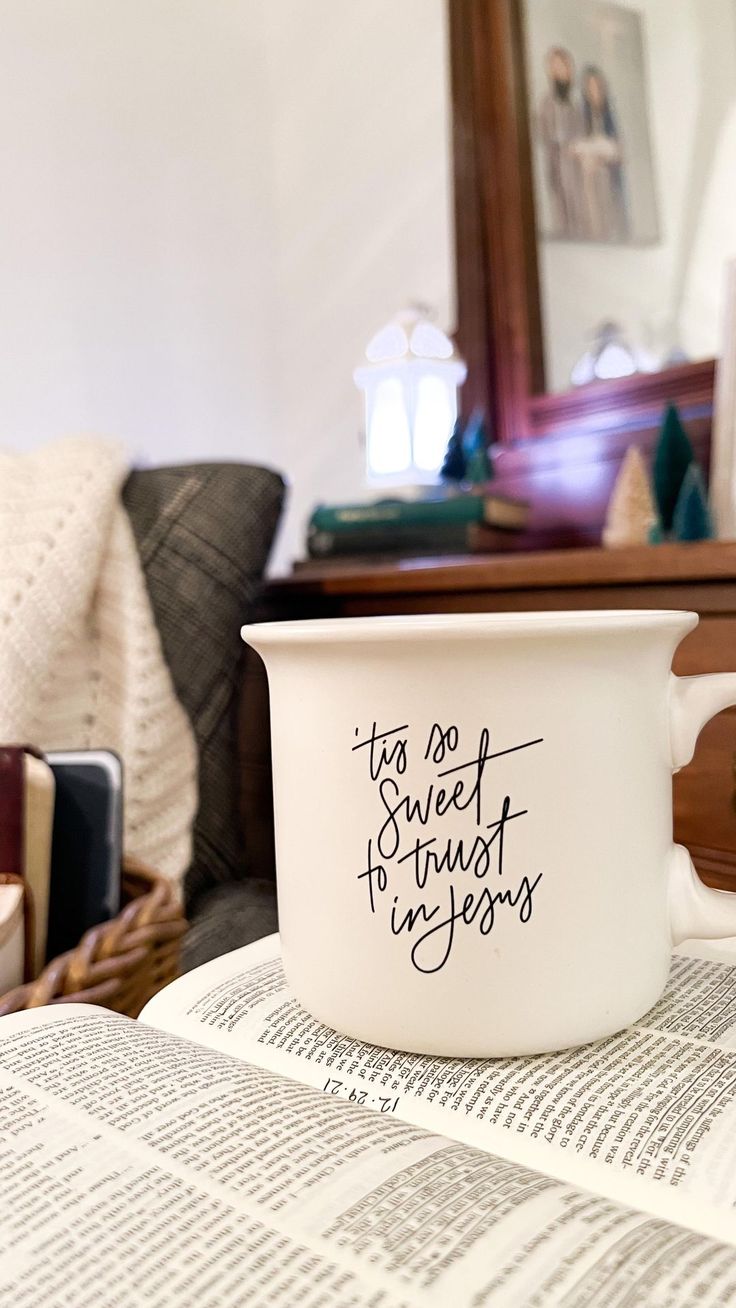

left=0, top=857, right=187, bottom=1018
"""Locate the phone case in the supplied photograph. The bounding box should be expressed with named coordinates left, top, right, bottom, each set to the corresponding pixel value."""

left=46, top=751, right=122, bottom=960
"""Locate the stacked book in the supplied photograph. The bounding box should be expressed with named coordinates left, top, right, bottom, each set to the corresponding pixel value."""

left=307, top=492, right=530, bottom=560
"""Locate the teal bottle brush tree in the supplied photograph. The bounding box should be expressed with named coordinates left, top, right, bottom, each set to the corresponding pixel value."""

left=440, top=410, right=493, bottom=487
left=652, top=405, right=694, bottom=533
left=650, top=404, right=712, bottom=542
left=672, top=464, right=713, bottom=542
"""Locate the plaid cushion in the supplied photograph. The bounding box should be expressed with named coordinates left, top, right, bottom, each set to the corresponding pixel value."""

left=182, top=879, right=278, bottom=971
left=122, top=462, right=285, bottom=905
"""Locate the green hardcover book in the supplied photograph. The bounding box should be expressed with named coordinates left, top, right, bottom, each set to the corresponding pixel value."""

left=308, top=521, right=471, bottom=559
left=310, top=492, right=528, bottom=535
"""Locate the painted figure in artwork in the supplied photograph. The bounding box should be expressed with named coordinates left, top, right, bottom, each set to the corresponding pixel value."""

left=537, top=47, right=584, bottom=238
left=574, top=66, right=629, bottom=242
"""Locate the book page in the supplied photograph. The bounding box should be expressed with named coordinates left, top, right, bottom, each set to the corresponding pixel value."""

left=2, top=1004, right=736, bottom=1306
left=143, top=935, right=736, bottom=1240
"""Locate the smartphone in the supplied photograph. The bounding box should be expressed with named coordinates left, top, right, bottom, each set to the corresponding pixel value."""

left=45, top=750, right=123, bottom=961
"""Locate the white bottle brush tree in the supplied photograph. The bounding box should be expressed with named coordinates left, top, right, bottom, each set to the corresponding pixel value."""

left=602, top=446, right=660, bottom=548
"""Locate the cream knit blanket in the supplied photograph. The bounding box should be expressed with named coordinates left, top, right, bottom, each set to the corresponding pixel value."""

left=0, top=437, right=197, bottom=885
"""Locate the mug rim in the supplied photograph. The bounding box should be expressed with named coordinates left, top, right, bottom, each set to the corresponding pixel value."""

left=241, top=609, right=698, bottom=645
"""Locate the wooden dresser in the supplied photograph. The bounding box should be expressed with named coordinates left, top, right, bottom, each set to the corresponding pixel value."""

left=256, top=541, right=736, bottom=892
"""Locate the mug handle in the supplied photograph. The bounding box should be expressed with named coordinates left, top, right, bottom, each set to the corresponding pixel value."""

left=669, top=673, right=736, bottom=944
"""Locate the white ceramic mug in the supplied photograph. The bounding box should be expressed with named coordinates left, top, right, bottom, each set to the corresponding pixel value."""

left=242, top=610, right=736, bottom=1057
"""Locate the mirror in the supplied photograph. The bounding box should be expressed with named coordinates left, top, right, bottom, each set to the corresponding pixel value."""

left=522, top=0, right=736, bottom=395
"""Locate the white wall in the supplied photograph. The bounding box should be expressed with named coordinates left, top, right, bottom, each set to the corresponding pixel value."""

left=0, top=1, right=279, bottom=458
left=260, top=0, right=455, bottom=570
left=0, top=0, right=454, bottom=573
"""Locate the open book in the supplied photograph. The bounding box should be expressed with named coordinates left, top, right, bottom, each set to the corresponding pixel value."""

left=3, top=935, right=736, bottom=1305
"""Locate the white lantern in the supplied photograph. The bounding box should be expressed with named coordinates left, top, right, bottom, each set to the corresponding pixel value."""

left=354, top=309, right=467, bottom=487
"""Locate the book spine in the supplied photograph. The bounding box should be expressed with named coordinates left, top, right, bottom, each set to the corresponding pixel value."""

left=0, top=747, right=24, bottom=877
left=308, top=523, right=471, bottom=558
left=310, top=496, right=487, bottom=533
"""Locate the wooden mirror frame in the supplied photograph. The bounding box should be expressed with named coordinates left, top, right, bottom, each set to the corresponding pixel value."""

left=449, top=0, right=716, bottom=449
